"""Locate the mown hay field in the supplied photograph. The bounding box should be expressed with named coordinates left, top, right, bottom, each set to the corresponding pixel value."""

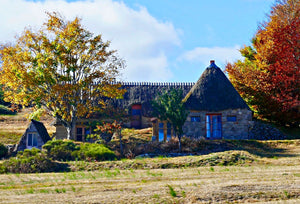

left=0, top=144, right=299, bottom=204
left=0, top=163, right=299, bottom=203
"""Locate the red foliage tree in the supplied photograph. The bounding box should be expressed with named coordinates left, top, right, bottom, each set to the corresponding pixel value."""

left=226, top=0, right=300, bottom=127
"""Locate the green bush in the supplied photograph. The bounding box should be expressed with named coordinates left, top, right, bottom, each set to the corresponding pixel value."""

left=0, top=148, right=56, bottom=173
left=17, top=147, right=41, bottom=157
left=42, top=140, right=116, bottom=162
left=0, top=143, right=8, bottom=158
left=0, top=104, right=16, bottom=115
left=43, top=140, right=79, bottom=161
left=75, top=143, right=117, bottom=161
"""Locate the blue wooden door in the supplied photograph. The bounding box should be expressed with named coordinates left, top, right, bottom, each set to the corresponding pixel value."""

left=206, top=114, right=222, bottom=139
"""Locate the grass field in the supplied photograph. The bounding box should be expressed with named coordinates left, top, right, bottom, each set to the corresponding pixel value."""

left=0, top=142, right=299, bottom=203
left=0, top=162, right=299, bottom=203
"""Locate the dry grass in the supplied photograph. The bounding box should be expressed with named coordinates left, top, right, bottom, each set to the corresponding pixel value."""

left=0, top=163, right=299, bottom=203
left=0, top=143, right=299, bottom=203
left=0, top=108, right=55, bottom=144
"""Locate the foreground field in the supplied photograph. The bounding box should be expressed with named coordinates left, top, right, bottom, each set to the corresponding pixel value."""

left=0, top=164, right=299, bottom=203
left=1, top=142, right=300, bottom=204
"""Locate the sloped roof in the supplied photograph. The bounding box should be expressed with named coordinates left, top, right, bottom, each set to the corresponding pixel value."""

left=183, top=60, right=250, bottom=111
left=113, top=83, right=194, bottom=116
left=31, top=119, right=51, bottom=143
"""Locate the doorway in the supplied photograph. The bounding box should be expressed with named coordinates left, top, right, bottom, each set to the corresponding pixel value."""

left=206, top=114, right=222, bottom=139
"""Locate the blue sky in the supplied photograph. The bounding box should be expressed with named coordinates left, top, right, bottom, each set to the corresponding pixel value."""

left=0, top=0, right=274, bottom=82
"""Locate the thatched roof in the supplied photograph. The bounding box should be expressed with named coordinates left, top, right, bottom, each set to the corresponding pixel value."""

left=113, top=82, right=194, bottom=116
left=183, top=60, right=250, bottom=111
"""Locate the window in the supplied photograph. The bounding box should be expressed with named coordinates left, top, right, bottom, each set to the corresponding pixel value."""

left=76, top=127, right=83, bottom=141
left=131, top=104, right=142, bottom=128
left=27, top=133, right=38, bottom=148
left=191, top=116, right=201, bottom=122
left=131, top=104, right=142, bottom=116
left=167, top=123, right=172, bottom=141
left=132, top=109, right=141, bottom=116
left=158, top=123, right=164, bottom=142
left=76, top=127, right=93, bottom=142
left=227, top=116, right=237, bottom=122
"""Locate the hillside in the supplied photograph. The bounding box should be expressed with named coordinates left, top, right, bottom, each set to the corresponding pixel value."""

left=0, top=108, right=55, bottom=144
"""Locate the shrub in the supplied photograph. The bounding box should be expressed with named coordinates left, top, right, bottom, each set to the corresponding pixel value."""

left=43, top=140, right=79, bottom=161
left=0, top=143, right=8, bottom=158
left=0, top=148, right=56, bottom=173
left=75, top=143, right=117, bottom=161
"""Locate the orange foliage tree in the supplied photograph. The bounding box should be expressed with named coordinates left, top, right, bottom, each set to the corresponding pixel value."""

left=0, top=12, right=125, bottom=139
left=226, top=0, right=299, bottom=127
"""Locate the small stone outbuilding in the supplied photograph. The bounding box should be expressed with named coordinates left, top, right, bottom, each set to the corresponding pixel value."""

left=182, top=60, right=253, bottom=139
left=15, top=119, right=51, bottom=151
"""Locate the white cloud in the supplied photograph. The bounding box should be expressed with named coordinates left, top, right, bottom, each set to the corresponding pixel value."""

left=179, top=45, right=243, bottom=67
left=0, top=0, right=180, bottom=81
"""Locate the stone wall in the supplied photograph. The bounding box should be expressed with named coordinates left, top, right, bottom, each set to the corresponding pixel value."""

left=55, top=125, right=68, bottom=140
left=249, top=121, right=286, bottom=140
left=183, top=109, right=253, bottom=139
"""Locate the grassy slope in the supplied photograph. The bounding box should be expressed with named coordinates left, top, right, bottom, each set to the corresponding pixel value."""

left=0, top=108, right=55, bottom=144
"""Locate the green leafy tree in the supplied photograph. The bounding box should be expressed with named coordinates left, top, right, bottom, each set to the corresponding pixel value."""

left=152, top=89, right=188, bottom=152
left=0, top=12, right=125, bottom=139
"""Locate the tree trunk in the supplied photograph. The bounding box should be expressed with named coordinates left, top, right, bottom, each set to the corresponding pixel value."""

left=66, top=125, right=72, bottom=140
left=119, top=129, right=123, bottom=156
left=64, top=119, right=76, bottom=140
left=178, top=134, right=182, bottom=152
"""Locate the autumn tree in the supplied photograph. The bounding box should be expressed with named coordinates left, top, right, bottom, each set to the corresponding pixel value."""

left=226, top=0, right=299, bottom=127
left=0, top=12, right=125, bottom=139
left=152, top=89, right=188, bottom=152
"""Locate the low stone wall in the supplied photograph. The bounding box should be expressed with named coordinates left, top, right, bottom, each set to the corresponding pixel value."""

left=249, top=121, right=286, bottom=140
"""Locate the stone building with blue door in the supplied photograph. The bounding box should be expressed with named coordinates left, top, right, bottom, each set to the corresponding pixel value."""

left=54, top=60, right=253, bottom=141
left=114, top=60, right=253, bottom=141
left=181, top=60, right=253, bottom=139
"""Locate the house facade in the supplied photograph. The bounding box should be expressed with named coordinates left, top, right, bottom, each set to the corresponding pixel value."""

left=181, top=60, right=253, bottom=140
left=54, top=60, right=253, bottom=141
left=15, top=119, right=51, bottom=151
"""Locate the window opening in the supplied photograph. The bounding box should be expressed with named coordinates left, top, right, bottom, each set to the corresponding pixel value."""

left=191, top=116, right=201, bottom=122
left=27, top=133, right=38, bottom=148
left=167, top=123, right=172, bottom=141
left=76, top=127, right=83, bottom=141
left=158, top=122, right=164, bottom=142
left=227, top=116, right=237, bottom=122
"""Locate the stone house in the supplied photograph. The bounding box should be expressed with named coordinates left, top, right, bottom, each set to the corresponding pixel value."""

left=181, top=60, right=252, bottom=140
left=54, top=60, right=253, bottom=141
left=15, top=119, right=51, bottom=151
